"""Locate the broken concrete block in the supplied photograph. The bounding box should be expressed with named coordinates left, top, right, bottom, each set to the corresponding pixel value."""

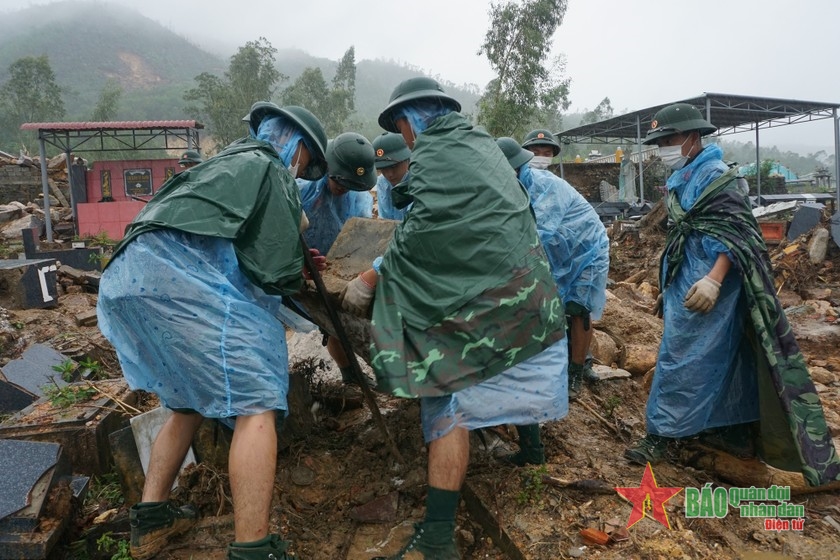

left=590, top=365, right=632, bottom=381
left=75, top=309, right=98, bottom=327
left=0, top=259, right=58, bottom=310
left=809, top=227, right=829, bottom=265
left=0, top=379, right=134, bottom=475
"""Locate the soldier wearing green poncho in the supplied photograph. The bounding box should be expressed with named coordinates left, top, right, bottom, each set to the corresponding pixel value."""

left=624, top=103, right=840, bottom=489
left=340, top=77, right=569, bottom=560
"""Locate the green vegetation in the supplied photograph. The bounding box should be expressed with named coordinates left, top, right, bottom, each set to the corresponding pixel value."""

left=43, top=381, right=98, bottom=408
left=477, top=0, right=570, bottom=138
left=96, top=532, right=132, bottom=560
left=88, top=471, right=125, bottom=508
left=517, top=464, right=548, bottom=505
left=184, top=37, right=284, bottom=150
left=51, top=358, right=77, bottom=382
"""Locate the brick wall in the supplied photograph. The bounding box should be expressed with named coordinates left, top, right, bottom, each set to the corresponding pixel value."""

left=0, top=165, right=43, bottom=204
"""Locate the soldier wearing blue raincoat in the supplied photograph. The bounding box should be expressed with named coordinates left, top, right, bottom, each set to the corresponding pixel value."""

left=623, top=103, right=840, bottom=488
left=371, top=132, right=412, bottom=220
left=496, top=136, right=610, bottom=465
left=297, top=133, right=375, bottom=255
left=97, top=102, right=329, bottom=560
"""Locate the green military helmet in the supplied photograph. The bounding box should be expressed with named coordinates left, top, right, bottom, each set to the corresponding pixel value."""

left=378, top=77, right=461, bottom=133
left=521, top=129, right=561, bottom=156
left=178, top=150, right=203, bottom=165
left=643, top=103, right=717, bottom=145
left=246, top=101, right=329, bottom=181
left=496, top=137, right=533, bottom=171
left=371, top=132, right=411, bottom=169
left=327, top=132, right=377, bottom=191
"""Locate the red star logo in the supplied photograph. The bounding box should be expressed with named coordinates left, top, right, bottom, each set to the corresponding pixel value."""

left=615, top=463, right=682, bottom=529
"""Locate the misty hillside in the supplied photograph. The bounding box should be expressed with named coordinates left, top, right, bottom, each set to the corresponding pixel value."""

left=0, top=1, right=480, bottom=134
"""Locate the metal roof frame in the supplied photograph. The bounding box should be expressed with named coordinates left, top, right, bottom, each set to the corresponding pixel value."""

left=555, top=93, right=840, bottom=207
left=19, top=120, right=204, bottom=241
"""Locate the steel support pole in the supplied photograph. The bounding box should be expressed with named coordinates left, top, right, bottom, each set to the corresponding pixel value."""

left=38, top=137, right=53, bottom=242
left=834, top=108, right=840, bottom=209
left=636, top=115, right=645, bottom=203
left=755, top=126, right=761, bottom=202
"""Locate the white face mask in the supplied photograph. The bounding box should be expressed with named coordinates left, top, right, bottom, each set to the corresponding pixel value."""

left=287, top=150, right=300, bottom=178
left=659, top=137, right=690, bottom=170
left=529, top=156, right=553, bottom=170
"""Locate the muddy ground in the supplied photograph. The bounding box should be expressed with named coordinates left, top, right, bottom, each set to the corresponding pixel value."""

left=3, top=219, right=840, bottom=560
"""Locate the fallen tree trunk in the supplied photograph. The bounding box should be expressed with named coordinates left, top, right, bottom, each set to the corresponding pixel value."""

left=679, top=442, right=840, bottom=495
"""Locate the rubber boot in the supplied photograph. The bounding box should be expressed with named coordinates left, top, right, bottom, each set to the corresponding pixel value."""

left=623, top=434, right=673, bottom=465
left=228, top=534, right=295, bottom=559
left=373, top=521, right=460, bottom=560
left=568, top=362, right=584, bottom=400
left=500, top=424, right=545, bottom=466
left=129, top=501, right=197, bottom=560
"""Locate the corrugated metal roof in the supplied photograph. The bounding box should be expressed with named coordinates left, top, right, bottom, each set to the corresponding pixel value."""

left=20, top=120, right=203, bottom=131
left=558, top=93, right=839, bottom=144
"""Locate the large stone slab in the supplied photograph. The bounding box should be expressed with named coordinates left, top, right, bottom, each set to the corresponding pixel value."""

left=0, top=440, right=60, bottom=523
left=0, top=343, right=69, bottom=397
left=0, top=380, right=36, bottom=415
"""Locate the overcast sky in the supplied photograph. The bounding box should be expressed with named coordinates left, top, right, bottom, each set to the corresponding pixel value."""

left=4, top=0, right=840, bottom=150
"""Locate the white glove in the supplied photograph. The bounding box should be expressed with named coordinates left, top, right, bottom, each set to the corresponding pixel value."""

left=684, top=276, right=721, bottom=313
left=340, top=274, right=375, bottom=316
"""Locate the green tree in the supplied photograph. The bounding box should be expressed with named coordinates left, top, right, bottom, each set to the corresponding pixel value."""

left=581, top=97, right=613, bottom=125
left=0, top=55, right=65, bottom=151
left=184, top=37, right=285, bottom=150
left=282, top=46, right=357, bottom=136
left=91, top=78, right=123, bottom=121
left=477, top=0, right=571, bottom=138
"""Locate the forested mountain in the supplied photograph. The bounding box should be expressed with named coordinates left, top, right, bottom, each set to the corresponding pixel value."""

left=0, top=1, right=479, bottom=144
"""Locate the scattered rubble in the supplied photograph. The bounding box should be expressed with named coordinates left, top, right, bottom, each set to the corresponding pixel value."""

left=0, top=202, right=838, bottom=559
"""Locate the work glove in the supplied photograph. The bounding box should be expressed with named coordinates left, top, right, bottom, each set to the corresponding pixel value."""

left=684, top=276, right=721, bottom=313
left=302, top=248, right=326, bottom=281
left=340, top=274, right=375, bottom=316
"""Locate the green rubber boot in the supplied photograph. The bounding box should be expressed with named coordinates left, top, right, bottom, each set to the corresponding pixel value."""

left=623, top=434, right=673, bottom=465
left=228, top=534, right=295, bottom=559
left=374, top=521, right=460, bottom=560
left=129, top=501, right=197, bottom=560
left=499, top=424, right=546, bottom=466
left=568, top=362, right=584, bottom=400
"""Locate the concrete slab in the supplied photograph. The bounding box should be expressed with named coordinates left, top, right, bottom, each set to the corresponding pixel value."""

left=130, top=407, right=196, bottom=490
left=0, top=440, right=59, bottom=522
left=788, top=203, right=824, bottom=240
left=0, top=380, right=36, bottom=414
left=0, top=344, right=70, bottom=397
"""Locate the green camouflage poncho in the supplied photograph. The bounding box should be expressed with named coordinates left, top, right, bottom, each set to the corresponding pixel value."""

left=663, top=168, right=840, bottom=486
left=371, top=113, right=565, bottom=398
